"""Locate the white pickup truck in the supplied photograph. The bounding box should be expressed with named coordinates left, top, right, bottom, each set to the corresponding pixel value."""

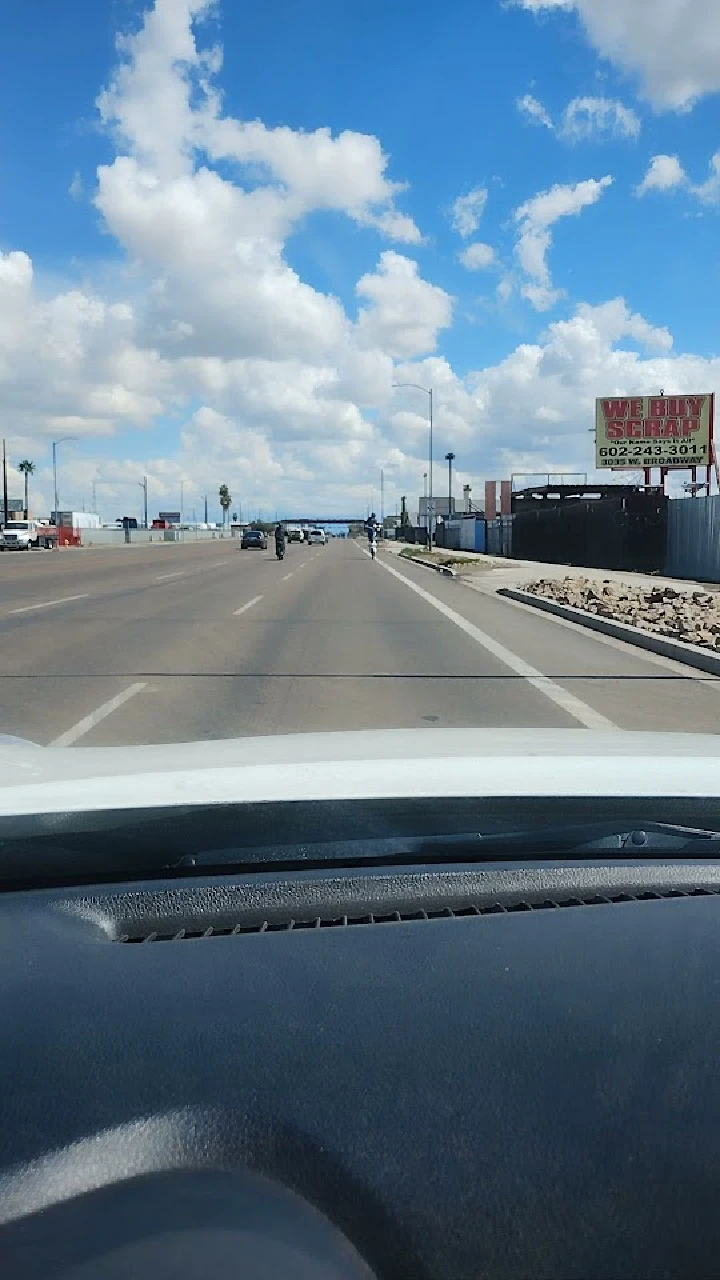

left=1, top=520, right=57, bottom=551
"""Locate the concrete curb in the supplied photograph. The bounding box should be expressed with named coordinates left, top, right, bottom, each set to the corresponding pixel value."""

left=499, top=587, right=720, bottom=677
left=398, top=555, right=457, bottom=578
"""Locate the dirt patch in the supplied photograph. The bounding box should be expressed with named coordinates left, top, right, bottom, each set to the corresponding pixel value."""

left=398, top=548, right=495, bottom=572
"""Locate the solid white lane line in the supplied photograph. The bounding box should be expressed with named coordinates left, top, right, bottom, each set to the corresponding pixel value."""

left=50, top=683, right=147, bottom=748
left=233, top=594, right=263, bottom=617
left=155, top=571, right=185, bottom=581
left=282, top=572, right=293, bottom=581
left=371, top=551, right=615, bottom=730
left=8, top=593, right=89, bottom=615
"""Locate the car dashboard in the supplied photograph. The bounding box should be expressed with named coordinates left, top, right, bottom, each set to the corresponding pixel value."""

left=2, top=854, right=720, bottom=1278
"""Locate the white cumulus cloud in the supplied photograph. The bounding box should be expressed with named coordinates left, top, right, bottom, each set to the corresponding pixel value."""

left=513, top=176, right=613, bottom=310
left=636, top=154, right=688, bottom=195
left=458, top=243, right=496, bottom=270
left=517, top=94, right=554, bottom=129
left=355, top=252, right=454, bottom=359
left=449, top=187, right=488, bottom=238
left=560, top=96, right=640, bottom=141
left=515, top=0, right=720, bottom=111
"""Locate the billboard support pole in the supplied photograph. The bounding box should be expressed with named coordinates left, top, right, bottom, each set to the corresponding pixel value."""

left=710, top=394, right=719, bottom=495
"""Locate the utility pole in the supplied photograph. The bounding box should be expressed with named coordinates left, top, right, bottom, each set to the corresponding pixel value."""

left=92, top=478, right=97, bottom=515
left=445, top=451, right=455, bottom=515
left=139, top=475, right=148, bottom=528
left=204, top=494, right=208, bottom=524
left=180, top=480, right=184, bottom=526
left=380, top=468, right=384, bottom=533
left=2, top=439, right=8, bottom=529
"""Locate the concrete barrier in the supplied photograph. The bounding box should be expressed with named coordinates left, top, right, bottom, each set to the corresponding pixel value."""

left=79, top=528, right=233, bottom=548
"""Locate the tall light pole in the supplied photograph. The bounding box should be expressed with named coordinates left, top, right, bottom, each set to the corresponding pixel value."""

left=393, top=382, right=433, bottom=549
left=445, top=451, right=455, bottom=515
left=2, top=440, right=8, bottom=529
left=139, top=475, right=148, bottom=529
left=52, top=436, right=76, bottom=548
left=180, top=480, right=184, bottom=526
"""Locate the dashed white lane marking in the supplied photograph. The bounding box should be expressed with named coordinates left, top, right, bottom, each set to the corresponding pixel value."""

left=50, top=682, right=147, bottom=748
left=155, top=571, right=185, bottom=581
left=233, top=594, right=264, bottom=617
left=282, top=572, right=293, bottom=581
left=8, top=593, right=89, bottom=615
left=298, top=562, right=307, bottom=569
left=367, top=549, right=614, bottom=730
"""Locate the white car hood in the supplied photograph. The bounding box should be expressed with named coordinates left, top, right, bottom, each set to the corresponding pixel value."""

left=0, top=727, right=718, bottom=817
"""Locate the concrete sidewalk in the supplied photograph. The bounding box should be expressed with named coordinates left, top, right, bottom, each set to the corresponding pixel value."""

left=384, top=541, right=719, bottom=599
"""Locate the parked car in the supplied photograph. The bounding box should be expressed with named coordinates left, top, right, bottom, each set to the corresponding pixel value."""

left=241, top=529, right=267, bottom=550
left=308, top=528, right=326, bottom=545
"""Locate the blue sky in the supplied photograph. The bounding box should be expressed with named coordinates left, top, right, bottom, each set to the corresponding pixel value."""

left=1, top=0, right=719, bottom=521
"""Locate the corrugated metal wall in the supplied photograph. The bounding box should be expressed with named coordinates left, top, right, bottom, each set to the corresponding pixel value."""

left=485, top=517, right=513, bottom=557
left=667, top=496, right=720, bottom=582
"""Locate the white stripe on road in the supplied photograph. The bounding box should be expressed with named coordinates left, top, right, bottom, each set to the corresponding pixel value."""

left=369, top=551, right=614, bottom=730
left=156, top=571, right=185, bottom=581
left=8, top=593, right=89, bottom=615
left=233, top=594, right=263, bottom=617
left=298, top=562, right=307, bottom=569
left=282, top=572, right=293, bottom=581
left=50, top=683, right=147, bottom=748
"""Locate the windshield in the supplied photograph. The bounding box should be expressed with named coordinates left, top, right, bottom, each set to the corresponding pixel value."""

left=1, top=0, right=719, bottom=840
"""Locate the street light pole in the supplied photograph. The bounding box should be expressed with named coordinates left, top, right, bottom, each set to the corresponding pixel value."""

left=139, top=475, right=148, bottom=529
left=445, top=451, right=455, bottom=515
left=52, top=436, right=76, bottom=549
left=2, top=439, right=8, bottom=530
left=392, top=382, right=434, bottom=549
left=429, top=389, right=434, bottom=550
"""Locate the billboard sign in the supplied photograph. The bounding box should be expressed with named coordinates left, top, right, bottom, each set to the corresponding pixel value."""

left=595, top=395, right=713, bottom=470
left=158, top=511, right=181, bottom=522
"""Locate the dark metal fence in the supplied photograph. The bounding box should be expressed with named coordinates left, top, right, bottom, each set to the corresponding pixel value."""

left=509, top=493, right=668, bottom=573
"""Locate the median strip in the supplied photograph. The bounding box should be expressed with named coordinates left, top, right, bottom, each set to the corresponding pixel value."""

left=500, top=585, right=720, bottom=678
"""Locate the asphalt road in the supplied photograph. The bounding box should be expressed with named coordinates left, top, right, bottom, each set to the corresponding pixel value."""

left=0, top=538, right=718, bottom=746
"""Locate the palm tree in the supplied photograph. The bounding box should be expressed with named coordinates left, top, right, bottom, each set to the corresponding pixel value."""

left=18, top=460, right=35, bottom=519
left=218, top=483, right=232, bottom=531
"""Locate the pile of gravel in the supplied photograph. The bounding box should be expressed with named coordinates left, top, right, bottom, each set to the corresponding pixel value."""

left=525, top=576, right=720, bottom=651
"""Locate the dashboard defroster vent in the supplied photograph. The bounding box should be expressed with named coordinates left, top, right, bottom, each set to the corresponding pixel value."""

left=116, top=885, right=720, bottom=943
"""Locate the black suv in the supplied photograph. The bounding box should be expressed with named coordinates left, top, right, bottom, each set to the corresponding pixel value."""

left=241, top=529, right=267, bottom=550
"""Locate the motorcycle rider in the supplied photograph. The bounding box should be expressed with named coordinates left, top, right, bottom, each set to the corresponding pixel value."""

left=365, top=512, right=378, bottom=559
left=274, top=523, right=286, bottom=559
